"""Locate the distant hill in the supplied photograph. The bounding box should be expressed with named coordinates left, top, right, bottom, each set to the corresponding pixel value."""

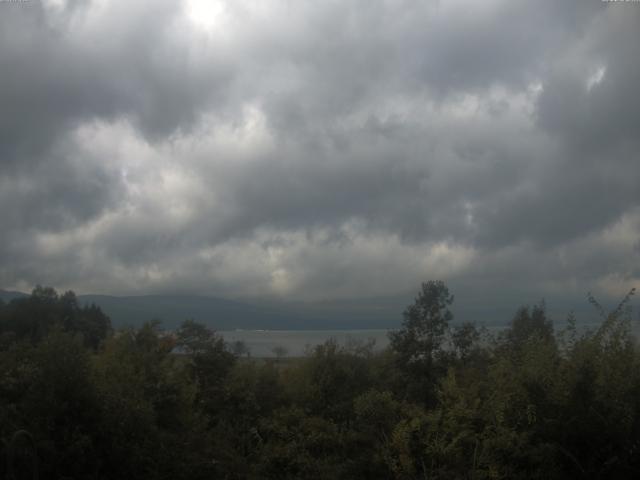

left=77, top=294, right=404, bottom=330
left=77, top=294, right=285, bottom=330
left=2, top=288, right=604, bottom=330
left=1, top=288, right=403, bottom=330
left=0, top=289, right=28, bottom=303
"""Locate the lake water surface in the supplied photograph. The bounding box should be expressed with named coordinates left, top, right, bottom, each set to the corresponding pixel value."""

left=219, top=329, right=390, bottom=357
left=220, top=322, right=640, bottom=357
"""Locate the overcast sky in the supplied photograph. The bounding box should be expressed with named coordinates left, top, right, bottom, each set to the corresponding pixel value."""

left=0, top=0, right=638, bottom=316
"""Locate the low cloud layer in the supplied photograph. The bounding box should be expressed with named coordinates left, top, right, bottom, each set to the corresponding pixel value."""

left=1, top=0, right=639, bottom=317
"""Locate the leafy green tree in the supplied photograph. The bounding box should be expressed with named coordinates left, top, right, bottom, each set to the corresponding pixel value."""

left=552, top=288, right=640, bottom=477
left=505, top=302, right=554, bottom=351
left=451, top=321, right=484, bottom=364
left=208, top=361, right=285, bottom=479
left=292, top=339, right=372, bottom=422
left=175, top=320, right=236, bottom=419
left=256, top=406, right=347, bottom=480
left=353, top=390, right=404, bottom=478
left=0, top=329, right=102, bottom=479
left=389, top=280, right=454, bottom=404
left=0, top=287, right=111, bottom=349
left=92, top=321, right=213, bottom=480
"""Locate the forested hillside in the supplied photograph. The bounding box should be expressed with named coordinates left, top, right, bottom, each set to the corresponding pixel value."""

left=1, top=282, right=639, bottom=479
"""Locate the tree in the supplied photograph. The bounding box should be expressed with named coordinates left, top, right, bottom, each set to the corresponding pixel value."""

left=505, top=302, right=554, bottom=351
left=175, top=320, right=235, bottom=417
left=0, top=287, right=112, bottom=349
left=0, top=329, right=103, bottom=479
left=451, top=321, right=482, bottom=362
left=390, top=281, right=454, bottom=363
left=295, top=339, right=373, bottom=422
left=232, top=340, right=250, bottom=357
left=388, top=280, right=454, bottom=404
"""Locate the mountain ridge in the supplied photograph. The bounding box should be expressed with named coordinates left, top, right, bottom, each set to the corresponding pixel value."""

left=1, top=289, right=402, bottom=330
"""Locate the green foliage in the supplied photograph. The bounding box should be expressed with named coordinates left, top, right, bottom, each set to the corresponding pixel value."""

left=390, top=280, right=454, bottom=364
left=175, top=319, right=236, bottom=419
left=0, top=329, right=102, bottom=479
left=1, top=283, right=639, bottom=478
left=0, top=286, right=111, bottom=349
left=292, top=339, right=373, bottom=422
left=256, top=407, right=347, bottom=479
left=504, top=302, right=555, bottom=352
left=389, top=280, right=455, bottom=405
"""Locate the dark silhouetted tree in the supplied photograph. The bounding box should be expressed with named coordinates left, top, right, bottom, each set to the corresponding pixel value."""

left=389, top=280, right=454, bottom=404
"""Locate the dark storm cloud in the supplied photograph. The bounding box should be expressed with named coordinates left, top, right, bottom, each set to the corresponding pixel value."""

left=0, top=0, right=232, bottom=169
left=471, top=5, right=640, bottom=250
left=0, top=0, right=234, bottom=240
left=0, top=0, right=638, bottom=308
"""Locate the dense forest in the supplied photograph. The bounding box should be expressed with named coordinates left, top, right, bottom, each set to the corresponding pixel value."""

left=1, top=282, right=639, bottom=479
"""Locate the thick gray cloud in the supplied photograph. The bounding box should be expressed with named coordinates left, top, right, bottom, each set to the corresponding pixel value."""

left=0, top=0, right=638, bottom=318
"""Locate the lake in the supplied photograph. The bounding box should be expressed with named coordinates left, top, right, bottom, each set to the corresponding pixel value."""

left=220, top=321, right=640, bottom=357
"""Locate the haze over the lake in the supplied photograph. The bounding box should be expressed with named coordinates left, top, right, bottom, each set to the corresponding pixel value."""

left=1, top=1, right=639, bottom=318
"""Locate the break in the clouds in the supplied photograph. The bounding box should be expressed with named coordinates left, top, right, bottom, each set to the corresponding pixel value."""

left=1, top=0, right=639, bottom=312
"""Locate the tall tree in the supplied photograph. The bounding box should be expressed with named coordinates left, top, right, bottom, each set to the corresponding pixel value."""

left=389, top=280, right=454, bottom=404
